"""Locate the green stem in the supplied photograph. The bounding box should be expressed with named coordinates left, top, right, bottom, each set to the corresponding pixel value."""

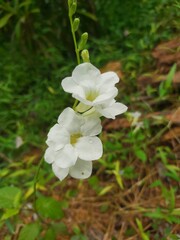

left=33, top=156, right=46, bottom=223
left=68, top=3, right=81, bottom=108
left=68, top=13, right=80, bottom=65
left=33, top=157, right=44, bottom=204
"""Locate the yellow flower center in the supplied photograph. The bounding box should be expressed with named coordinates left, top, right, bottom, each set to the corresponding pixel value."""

left=86, top=90, right=99, bottom=101
left=70, top=133, right=82, bottom=145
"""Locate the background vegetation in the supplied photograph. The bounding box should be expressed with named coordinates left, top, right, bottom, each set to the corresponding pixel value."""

left=0, top=0, right=179, bottom=239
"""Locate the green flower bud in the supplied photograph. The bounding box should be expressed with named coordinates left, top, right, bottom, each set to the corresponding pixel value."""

left=68, top=0, right=73, bottom=7
left=73, top=18, right=80, bottom=32
left=78, top=32, right=88, bottom=51
left=81, top=49, right=90, bottom=62
left=69, top=2, right=77, bottom=16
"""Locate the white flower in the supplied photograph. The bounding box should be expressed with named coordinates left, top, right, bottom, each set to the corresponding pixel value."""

left=128, top=111, right=141, bottom=125
left=15, top=136, right=23, bottom=148
left=94, top=99, right=128, bottom=119
left=127, top=111, right=144, bottom=133
left=44, top=107, right=103, bottom=169
left=127, top=111, right=142, bottom=127
left=61, top=63, right=128, bottom=119
left=52, top=158, right=92, bottom=181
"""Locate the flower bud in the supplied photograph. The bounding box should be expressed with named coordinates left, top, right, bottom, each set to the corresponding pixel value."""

left=73, top=18, right=80, bottom=32
left=69, top=2, right=77, bottom=16
left=78, top=32, right=88, bottom=51
left=68, top=0, right=73, bottom=7
left=81, top=49, right=90, bottom=62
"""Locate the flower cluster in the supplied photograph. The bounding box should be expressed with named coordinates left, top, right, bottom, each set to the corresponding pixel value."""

left=45, top=63, right=127, bottom=180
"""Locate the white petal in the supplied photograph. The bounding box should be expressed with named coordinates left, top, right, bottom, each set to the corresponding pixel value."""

left=82, top=108, right=102, bottom=120
left=81, top=116, right=102, bottom=136
left=98, top=72, right=119, bottom=89
left=55, top=144, right=78, bottom=168
left=72, top=93, right=93, bottom=106
left=57, top=107, right=82, bottom=133
left=73, top=89, right=117, bottom=107
left=113, top=102, right=128, bottom=114
left=93, top=88, right=118, bottom=105
left=69, top=159, right=92, bottom=179
left=74, top=87, right=117, bottom=107
left=52, top=162, right=69, bottom=181
left=46, top=124, right=70, bottom=150
left=44, top=147, right=56, bottom=164
left=47, top=124, right=60, bottom=138
left=97, top=102, right=128, bottom=119
left=61, top=77, right=78, bottom=93
left=61, top=77, right=86, bottom=97
left=75, top=136, right=103, bottom=161
left=72, top=63, right=100, bottom=85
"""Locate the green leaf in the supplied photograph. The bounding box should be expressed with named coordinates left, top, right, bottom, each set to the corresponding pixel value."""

left=150, top=180, right=162, bottom=188
left=1, top=208, right=19, bottom=220
left=165, top=170, right=180, bottom=182
left=0, top=13, right=13, bottom=28
left=105, top=141, right=122, bottom=151
left=4, top=236, right=11, bottom=240
left=166, top=215, right=180, bottom=224
left=71, top=235, right=87, bottom=240
left=36, top=196, right=64, bottom=220
left=136, top=218, right=150, bottom=240
left=44, top=228, right=56, bottom=240
left=73, top=226, right=81, bottom=234
left=98, top=185, right=114, bottom=196
left=53, top=222, right=68, bottom=235
left=113, top=161, right=124, bottom=189
left=121, top=166, right=137, bottom=179
left=44, top=222, right=68, bottom=239
left=159, top=64, right=177, bottom=97
left=18, top=223, right=40, bottom=240
left=164, top=64, right=177, bottom=90
left=0, top=168, right=10, bottom=177
left=135, top=149, right=147, bottom=162
left=5, top=219, right=14, bottom=234
left=144, top=208, right=165, bottom=219
left=0, top=187, right=22, bottom=209
left=168, top=187, right=176, bottom=211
